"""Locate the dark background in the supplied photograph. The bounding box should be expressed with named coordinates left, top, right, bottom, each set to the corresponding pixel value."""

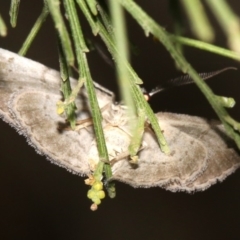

left=1, top=1, right=240, bottom=239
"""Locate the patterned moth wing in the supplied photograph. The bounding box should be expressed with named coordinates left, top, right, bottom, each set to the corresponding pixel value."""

left=0, top=48, right=240, bottom=191
left=89, top=111, right=240, bottom=191
left=0, top=48, right=113, bottom=175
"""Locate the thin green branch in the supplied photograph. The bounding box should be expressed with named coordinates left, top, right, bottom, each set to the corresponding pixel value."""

left=86, top=0, right=98, bottom=16
left=46, top=0, right=74, bottom=66
left=0, top=14, right=7, bottom=37
left=58, top=42, right=76, bottom=129
left=96, top=3, right=114, bottom=37
left=181, top=0, right=214, bottom=41
left=169, top=0, right=184, bottom=56
left=206, top=0, right=240, bottom=52
left=108, top=1, right=135, bottom=116
left=171, top=35, right=240, bottom=61
left=63, top=0, right=113, bottom=187
left=18, top=3, right=49, bottom=56
left=9, top=0, right=20, bottom=28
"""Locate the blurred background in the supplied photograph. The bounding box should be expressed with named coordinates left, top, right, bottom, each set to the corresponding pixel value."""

left=0, top=0, right=240, bottom=239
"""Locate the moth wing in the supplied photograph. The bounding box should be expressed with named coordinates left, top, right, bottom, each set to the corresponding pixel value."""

left=0, top=48, right=113, bottom=126
left=0, top=48, right=114, bottom=175
left=8, top=90, right=95, bottom=175
left=0, top=48, right=61, bottom=126
left=158, top=113, right=240, bottom=191
left=1, top=48, right=239, bottom=190
left=111, top=112, right=240, bottom=191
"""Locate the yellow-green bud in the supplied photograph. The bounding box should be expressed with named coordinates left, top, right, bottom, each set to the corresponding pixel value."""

left=87, top=189, right=95, bottom=199
left=92, top=181, right=103, bottom=191
left=97, top=190, right=105, bottom=199
left=92, top=197, right=101, bottom=205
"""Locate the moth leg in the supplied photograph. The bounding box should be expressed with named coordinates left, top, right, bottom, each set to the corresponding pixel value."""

left=59, top=117, right=93, bottom=131
left=63, top=102, right=112, bottom=131
left=110, top=141, right=147, bottom=166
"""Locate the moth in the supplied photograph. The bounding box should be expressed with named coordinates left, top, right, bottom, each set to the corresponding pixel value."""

left=0, top=48, right=239, bottom=192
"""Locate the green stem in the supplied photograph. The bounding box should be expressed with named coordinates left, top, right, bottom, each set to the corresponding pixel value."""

left=0, top=14, right=7, bottom=37
left=64, top=0, right=111, bottom=176
left=206, top=0, right=240, bottom=52
left=9, top=0, right=20, bottom=28
left=46, top=0, right=74, bottom=66
left=171, top=35, right=240, bottom=61
left=181, top=0, right=213, bottom=41
left=108, top=1, right=135, bottom=116
left=19, top=3, right=49, bottom=56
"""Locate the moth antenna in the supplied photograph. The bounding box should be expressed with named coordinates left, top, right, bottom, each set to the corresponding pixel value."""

left=149, top=67, right=237, bottom=97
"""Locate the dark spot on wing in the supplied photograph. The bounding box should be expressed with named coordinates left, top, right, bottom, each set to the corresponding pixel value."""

left=170, top=150, right=175, bottom=156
